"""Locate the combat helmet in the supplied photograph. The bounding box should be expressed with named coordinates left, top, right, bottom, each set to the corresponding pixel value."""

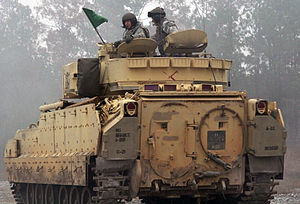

left=148, top=7, right=166, bottom=23
left=122, top=13, right=137, bottom=28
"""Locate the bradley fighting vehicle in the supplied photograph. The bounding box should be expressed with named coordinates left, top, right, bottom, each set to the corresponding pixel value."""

left=4, top=30, right=286, bottom=204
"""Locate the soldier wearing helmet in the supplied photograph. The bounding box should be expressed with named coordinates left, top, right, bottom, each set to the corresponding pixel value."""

left=148, top=7, right=178, bottom=56
left=114, top=13, right=149, bottom=48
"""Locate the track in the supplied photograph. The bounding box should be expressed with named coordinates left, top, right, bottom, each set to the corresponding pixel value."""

left=4, top=181, right=291, bottom=204
left=238, top=173, right=278, bottom=204
left=10, top=183, right=25, bottom=204
left=92, top=171, right=130, bottom=203
left=9, top=160, right=131, bottom=204
left=9, top=176, right=277, bottom=204
left=7, top=156, right=278, bottom=204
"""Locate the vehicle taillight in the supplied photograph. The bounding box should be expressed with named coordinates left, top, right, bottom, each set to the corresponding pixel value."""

left=125, top=102, right=137, bottom=116
left=256, top=101, right=267, bottom=115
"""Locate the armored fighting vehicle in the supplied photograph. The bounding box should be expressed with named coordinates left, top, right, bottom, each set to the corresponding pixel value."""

left=4, top=29, right=286, bottom=204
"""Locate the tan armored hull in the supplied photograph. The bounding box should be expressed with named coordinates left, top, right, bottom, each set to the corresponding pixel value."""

left=3, top=29, right=286, bottom=204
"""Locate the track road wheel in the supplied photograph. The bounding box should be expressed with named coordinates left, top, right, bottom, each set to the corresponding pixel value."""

left=58, top=186, right=68, bottom=204
left=26, top=183, right=35, bottom=204
left=81, top=187, right=92, bottom=204
left=45, top=185, right=55, bottom=204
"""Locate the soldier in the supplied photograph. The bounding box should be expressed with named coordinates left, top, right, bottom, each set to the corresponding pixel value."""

left=148, top=7, right=178, bottom=56
left=114, top=13, right=149, bottom=48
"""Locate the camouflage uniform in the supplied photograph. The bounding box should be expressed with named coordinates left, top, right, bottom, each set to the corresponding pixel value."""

left=123, top=22, right=149, bottom=40
left=148, top=7, right=178, bottom=55
left=152, top=18, right=178, bottom=55
left=114, top=13, right=149, bottom=48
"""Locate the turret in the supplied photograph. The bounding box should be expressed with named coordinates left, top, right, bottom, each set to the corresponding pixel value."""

left=62, top=29, right=232, bottom=99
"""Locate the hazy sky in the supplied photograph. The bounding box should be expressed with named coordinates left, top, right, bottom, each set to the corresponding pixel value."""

left=17, top=0, right=160, bottom=26
left=19, top=0, right=40, bottom=8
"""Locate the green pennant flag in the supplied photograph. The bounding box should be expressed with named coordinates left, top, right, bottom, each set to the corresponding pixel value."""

left=82, top=8, right=108, bottom=28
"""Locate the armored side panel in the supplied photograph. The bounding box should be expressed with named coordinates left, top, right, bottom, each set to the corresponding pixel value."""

left=248, top=116, right=287, bottom=156
left=247, top=99, right=287, bottom=157
left=4, top=104, right=101, bottom=186
left=102, top=117, right=138, bottom=160
left=246, top=99, right=286, bottom=178
left=100, top=100, right=139, bottom=160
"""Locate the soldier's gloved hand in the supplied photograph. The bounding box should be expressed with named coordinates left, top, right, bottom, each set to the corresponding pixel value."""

left=113, top=40, right=122, bottom=48
left=125, top=35, right=134, bottom=43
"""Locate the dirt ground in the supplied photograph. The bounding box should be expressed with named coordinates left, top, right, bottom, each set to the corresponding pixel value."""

left=275, top=144, right=300, bottom=193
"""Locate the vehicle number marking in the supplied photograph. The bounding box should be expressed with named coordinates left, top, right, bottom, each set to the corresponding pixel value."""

left=115, top=133, right=130, bottom=142
left=266, top=126, right=275, bottom=131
